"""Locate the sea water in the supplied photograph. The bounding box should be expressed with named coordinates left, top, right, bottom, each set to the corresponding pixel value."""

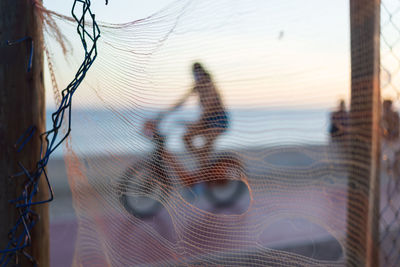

left=46, top=108, right=330, bottom=157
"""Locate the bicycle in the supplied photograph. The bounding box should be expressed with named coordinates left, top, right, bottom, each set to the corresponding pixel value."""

left=117, top=114, right=251, bottom=218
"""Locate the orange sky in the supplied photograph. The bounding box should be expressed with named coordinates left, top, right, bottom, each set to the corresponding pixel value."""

left=44, top=0, right=352, bottom=110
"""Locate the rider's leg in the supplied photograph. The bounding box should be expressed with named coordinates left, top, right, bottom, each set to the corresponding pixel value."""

left=184, top=115, right=227, bottom=169
left=197, top=128, right=221, bottom=169
left=183, top=121, right=204, bottom=160
left=184, top=121, right=220, bottom=168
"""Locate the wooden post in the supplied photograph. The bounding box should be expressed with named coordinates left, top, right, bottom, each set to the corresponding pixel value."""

left=347, top=0, right=380, bottom=266
left=0, top=0, right=48, bottom=266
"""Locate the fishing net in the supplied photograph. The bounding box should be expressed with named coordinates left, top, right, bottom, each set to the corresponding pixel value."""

left=36, top=0, right=396, bottom=266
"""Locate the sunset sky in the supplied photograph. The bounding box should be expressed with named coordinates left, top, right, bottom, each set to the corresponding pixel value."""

left=43, top=0, right=351, bottom=110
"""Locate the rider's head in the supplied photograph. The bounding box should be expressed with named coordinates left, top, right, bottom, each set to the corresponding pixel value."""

left=192, top=62, right=209, bottom=82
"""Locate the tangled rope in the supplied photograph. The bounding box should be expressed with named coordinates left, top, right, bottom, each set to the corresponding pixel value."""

left=0, top=0, right=102, bottom=265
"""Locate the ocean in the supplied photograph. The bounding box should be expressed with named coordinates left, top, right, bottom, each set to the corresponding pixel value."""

left=46, top=108, right=331, bottom=157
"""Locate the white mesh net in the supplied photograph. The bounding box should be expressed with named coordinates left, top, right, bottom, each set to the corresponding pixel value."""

left=39, top=0, right=399, bottom=266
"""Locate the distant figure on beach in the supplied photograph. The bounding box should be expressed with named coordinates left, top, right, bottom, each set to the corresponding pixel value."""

left=329, top=99, right=349, bottom=145
left=168, top=62, right=229, bottom=168
left=381, top=99, right=400, bottom=182
left=382, top=99, right=400, bottom=142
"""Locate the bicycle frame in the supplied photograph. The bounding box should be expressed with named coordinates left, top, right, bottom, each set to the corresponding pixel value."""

left=147, top=118, right=245, bottom=189
left=118, top=117, right=252, bottom=217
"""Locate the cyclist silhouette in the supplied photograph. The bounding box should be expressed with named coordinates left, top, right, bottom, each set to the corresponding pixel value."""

left=168, top=62, right=229, bottom=168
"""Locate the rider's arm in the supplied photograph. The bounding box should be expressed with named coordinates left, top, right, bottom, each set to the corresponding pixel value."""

left=168, top=88, right=194, bottom=112
left=155, top=88, right=194, bottom=121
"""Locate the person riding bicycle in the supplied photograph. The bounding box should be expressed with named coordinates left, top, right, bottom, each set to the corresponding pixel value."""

left=168, top=62, right=229, bottom=168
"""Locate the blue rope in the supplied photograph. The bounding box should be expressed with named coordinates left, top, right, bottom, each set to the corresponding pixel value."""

left=0, top=0, right=102, bottom=265
left=6, top=37, right=33, bottom=72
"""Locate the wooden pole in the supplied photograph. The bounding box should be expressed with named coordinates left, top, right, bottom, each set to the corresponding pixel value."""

left=347, top=0, right=380, bottom=266
left=0, top=0, right=48, bottom=266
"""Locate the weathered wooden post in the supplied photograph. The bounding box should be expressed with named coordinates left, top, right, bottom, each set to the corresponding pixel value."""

left=0, top=0, right=48, bottom=266
left=347, top=0, right=381, bottom=266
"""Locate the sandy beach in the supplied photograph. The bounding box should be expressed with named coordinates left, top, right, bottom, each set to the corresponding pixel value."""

left=47, top=145, right=395, bottom=266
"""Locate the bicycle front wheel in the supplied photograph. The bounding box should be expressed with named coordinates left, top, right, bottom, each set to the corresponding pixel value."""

left=118, top=161, right=165, bottom=218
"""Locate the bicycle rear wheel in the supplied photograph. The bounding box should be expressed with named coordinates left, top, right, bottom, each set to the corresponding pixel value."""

left=204, top=157, right=248, bottom=207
